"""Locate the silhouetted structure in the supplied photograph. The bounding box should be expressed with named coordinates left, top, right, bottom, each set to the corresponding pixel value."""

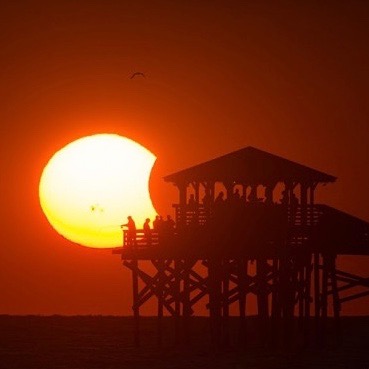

left=114, top=147, right=369, bottom=347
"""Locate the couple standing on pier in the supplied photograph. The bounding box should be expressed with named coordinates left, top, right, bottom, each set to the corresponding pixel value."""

left=121, top=215, right=175, bottom=246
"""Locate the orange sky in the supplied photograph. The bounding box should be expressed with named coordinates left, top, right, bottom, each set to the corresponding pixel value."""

left=1, top=1, right=369, bottom=315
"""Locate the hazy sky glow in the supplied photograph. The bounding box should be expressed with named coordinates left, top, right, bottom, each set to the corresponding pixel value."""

left=1, top=1, right=369, bottom=315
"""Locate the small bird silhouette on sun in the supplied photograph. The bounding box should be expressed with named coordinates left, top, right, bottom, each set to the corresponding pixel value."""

left=130, top=72, right=146, bottom=79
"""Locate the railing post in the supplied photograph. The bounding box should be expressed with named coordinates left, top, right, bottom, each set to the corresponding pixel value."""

left=177, top=182, right=188, bottom=227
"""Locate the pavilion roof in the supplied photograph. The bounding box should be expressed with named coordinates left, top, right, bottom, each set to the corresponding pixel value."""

left=164, top=146, right=336, bottom=185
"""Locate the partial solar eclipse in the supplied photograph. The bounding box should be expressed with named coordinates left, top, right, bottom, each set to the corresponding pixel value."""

left=39, top=134, right=157, bottom=248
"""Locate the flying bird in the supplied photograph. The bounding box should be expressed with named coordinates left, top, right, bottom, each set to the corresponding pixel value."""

left=130, top=72, right=146, bottom=79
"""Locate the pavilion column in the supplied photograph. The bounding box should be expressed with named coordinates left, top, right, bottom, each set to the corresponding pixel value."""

left=303, top=252, right=313, bottom=346
left=157, top=259, right=165, bottom=346
left=192, top=181, right=200, bottom=203
left=222, top=260, right=230, bottom=346
left=202, top=181, right=215, bottom=202
left=283, top=182, right=292, bottom=222
left=242, top=184, right=248, bottom=203
left=309, top=183, right=316, bottom=206
left=328, top=254, right=341, bottom=340
left=182, top=259, right=193, bottom=345
left=208, top=258, right=223, bottom=347
left=174, top=259, right=181, bottom=344
left=300, top=183, right=308, bottom=225
left=280, top=253, right=295, bottom=347
left=321, top=253, right=328, bottom=346
left=256, top=258, right=269, bottom=346
left=265, top=183, right=276, bottom=205
left=224, top=181, right=234, bottom=201
left=271, top=256, right=281, bottom=346
left=313, top=252, right=321, bottom=345
left=192, top=182, right=200, bottom=224
left=249, top=184, right=258, bottom=202
left=308, top=183, right=317, bottom=225
left=177, top=182, right=188, bottom=227
left=284, top=181, right=292, bottom=205
left=202, top=181, right=214, bottom=221
left=298, top=183, right=308, bottom=340
left=238, top=258, right=248, bottom=344
left=132, top=258, right=140, bottom=347
left=303, top=183, right=317, bottom=345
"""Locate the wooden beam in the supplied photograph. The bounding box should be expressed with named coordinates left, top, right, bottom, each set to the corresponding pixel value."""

left=132, top=258, right=140, bottom=347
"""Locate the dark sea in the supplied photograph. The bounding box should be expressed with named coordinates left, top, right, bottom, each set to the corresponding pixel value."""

left=0, top=316, right=369, bottom=369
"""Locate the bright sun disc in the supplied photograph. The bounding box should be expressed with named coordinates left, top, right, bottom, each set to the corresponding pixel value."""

left=39, top=134, right=157, bottom=248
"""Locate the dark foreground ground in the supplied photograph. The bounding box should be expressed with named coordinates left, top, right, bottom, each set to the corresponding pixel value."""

left=1, top=316, right=369, bottom=369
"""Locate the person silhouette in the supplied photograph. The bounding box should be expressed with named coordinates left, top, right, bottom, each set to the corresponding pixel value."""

left=202, top=192, right=211, bottom=208
left=153, top=215, right=162, bottom=231
left=121, top=216, right=136, bottom=247
left=165, top=215, right=175, bottom=234
left=143, top=218, right=152, bottom=246
left=233, top=188, right=240, bottom=201
left=247, top=186, right=263, bottom=203
left=214, top=191, right=225, bottom=215
left=280, top=189, right=289, bottom=205
left=187, top=194, right=197, bottom=210
left=202, top=192, right=212, bottom=219
left=291, top=192, right=299, bottom=207
left=214, top=191, right=225, bottom=206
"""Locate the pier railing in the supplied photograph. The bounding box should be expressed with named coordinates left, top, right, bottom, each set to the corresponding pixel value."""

left=123, top=230, right=160, bottom=249
left=174, top=203, right=324, bottom=227
left=122, top=205, right=327, bottom=250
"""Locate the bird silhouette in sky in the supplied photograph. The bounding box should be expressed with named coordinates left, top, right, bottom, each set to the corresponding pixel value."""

left=130, top=72, right=146, bottom=79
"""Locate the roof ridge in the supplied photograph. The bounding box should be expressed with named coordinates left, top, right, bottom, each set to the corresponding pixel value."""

left=164, top=146, right=337, bottom=184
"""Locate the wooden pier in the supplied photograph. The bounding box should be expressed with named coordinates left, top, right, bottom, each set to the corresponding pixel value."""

left=114, top=147, right=369, bottom=347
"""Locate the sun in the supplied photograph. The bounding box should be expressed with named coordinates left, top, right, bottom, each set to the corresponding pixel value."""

left=39, top=134, right=157, bottom=248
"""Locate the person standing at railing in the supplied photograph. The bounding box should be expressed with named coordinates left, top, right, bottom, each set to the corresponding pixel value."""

left=121, top=215, right=136, bottom=247
left=153, top=215, right=163, bottom=232
left=291, top=192, right=299, bottom=207
left=214, top=191, right=224, bottom=206
left=280, top=189, right=289, bottom=205
left=165, top=215, right=175, bottom=234
left=143, top=218, right=152, bottom=246
left=232, top=188, right=241, bottom=202
left=188, top=194, right=197, bottom=210
left=202, top=192, right=212, bottom=220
